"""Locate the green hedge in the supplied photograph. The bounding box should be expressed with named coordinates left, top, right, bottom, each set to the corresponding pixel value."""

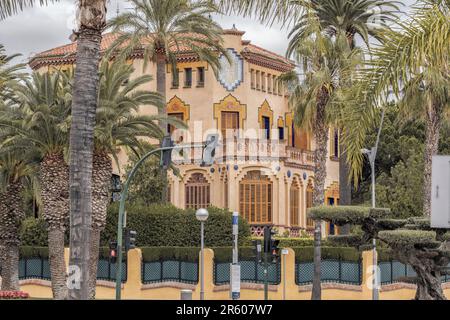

left=19, top=247, right=49, bottom=258
left=20, top=217, right=69, bottom=247
left=141, top=247, right=200, bottom=263
left=307, top=206, right=391, bottom=225
left=101, top=203, right=251, bottom=247
left=292, top=246, right=361, bottom=263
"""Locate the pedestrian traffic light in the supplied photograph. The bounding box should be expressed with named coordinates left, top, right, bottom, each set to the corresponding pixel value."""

left=263, top=226, right=276, bottom=253
left=109, top=241, right=118, bottom=264
left=252, top=239, right=262, bottom=264
left=201, top=134, right=219, bottom=167
left=125, top=229, right=137, bottom=252
left=270, top=239, right=280, bottom=263
left=161, top=135, right=174, bottom=169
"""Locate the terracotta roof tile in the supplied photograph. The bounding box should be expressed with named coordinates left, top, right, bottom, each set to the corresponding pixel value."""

left=29, top=31, right=294, bottom=72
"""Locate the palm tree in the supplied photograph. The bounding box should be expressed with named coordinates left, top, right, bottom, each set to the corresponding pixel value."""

left=85, top=59, right=168, bottom=298
left=67, top=0, right=107, bottom=300
left=0, top=72, right=71, bottom=299
left=280, top=0, right=401, bottom=206
left=0, top=151, right=38, bottom=291
left=283, top=13, right=362, bottom=299
left=343, top=0, right=449, bottom=216
left=0, top=45, right=25, bottom=107
left=0, top=0, right=59, bottom=20
left=107, top=0, right=229, bottom=202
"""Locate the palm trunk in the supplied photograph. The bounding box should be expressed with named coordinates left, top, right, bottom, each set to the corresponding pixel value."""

left=338, top=140, right=352, bottom=234
left=40, top=152, right=69, bottom=299
left=156, top=52, right=168, bottom=203
left=88, top=151, right=112, bottom=299
left=422, top=100, right=442, bottom=217
left=0, top=244, right=20, bottom=291
left=0, top=181, right=24, bottom=291
left=311, top=91, right=329, bottom=300
left=68, top=1, right=106, bottom=300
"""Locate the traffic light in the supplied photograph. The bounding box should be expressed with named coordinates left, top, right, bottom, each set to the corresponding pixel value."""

left=125, top=229, right=137, bottom=252
left=270, top=239, right=280, bottom=263
left=252, top=239, right=262, bottom=264
left=109, top=241, right=118, bottom=264
left=263, top=226, right=276, bottom=253
left=201, top=134, right=219, bottom=167
left=161, top=135, right=174, bottom=169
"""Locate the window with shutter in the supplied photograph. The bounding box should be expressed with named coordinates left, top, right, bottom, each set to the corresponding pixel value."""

left=239, top=171, right=272, bottom=224
left=221, top=111, right=239, bottom=138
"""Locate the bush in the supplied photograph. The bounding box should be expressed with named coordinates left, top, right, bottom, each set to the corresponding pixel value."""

left=277, top=238, right=314, bottom=247
left=20, top=218, right=48, bottom=247
left=141, top=247, right=200, bottom=262
left=101, top=203, right=251, bottom=247
left=19, top=246, right=49, bottom=258
left=20, top=217, right=70, bottom=247
left=292, top=246, right=361, bottom=263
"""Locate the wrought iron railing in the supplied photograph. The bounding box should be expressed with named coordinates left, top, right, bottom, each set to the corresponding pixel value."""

left=141, top=260, right=199, bottom=285
left=379, top=261, right=450, bottom=284
left=296, top=259, right=362, bottom=285
left=214, top=259, right=281, bottom=286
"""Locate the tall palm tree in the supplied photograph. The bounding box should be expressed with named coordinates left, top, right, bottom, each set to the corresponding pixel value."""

left=0, top=45, right=25, bottom=107
left=280, top=0, right=401, bottom=206
left=283, top=13, right=362, bottom=299
left=68, top=0, right=107, bottom=300
left=0, top=72, right=71, bottom=299
left=85, top=59, right=168, bottom=298
left=343, top=0, right=449, bottom=216
left=0, top=151, right=38, bottom=291
left=107, top=0, right=229, bottom=202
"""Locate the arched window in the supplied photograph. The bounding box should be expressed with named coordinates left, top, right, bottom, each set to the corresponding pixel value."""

left=306, top=180, right=314, bottom=228
left=239, top=171, right=272, bottom=224
left=290, top=179, right=301, bottom=226
left=185, top=173, right=210, bottom=209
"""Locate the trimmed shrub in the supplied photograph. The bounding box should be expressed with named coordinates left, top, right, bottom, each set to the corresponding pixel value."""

left=141, top=247, right=200, bottom=262
left=101, top=203, right=251, bottom=247
left=20, top=218, right=48, bottom=247
left=212, top=247, right=256, bottom=263
left=277, top=238, right=314, bottom=247
left=308, top=206, right=370, bottom=225
left=20, top=217, right=69, bottom=246
left=19, top=246, right=49, bottom=258
left=378, top=230, right=437, bottom=248
left=292, top=246, right=361, bottom=263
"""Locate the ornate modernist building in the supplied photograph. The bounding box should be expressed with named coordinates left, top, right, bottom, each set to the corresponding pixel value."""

left=30, top=28, right=340, bottom=236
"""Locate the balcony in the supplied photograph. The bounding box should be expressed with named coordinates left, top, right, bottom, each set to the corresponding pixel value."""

left=171, top=137, right=315, bottom=170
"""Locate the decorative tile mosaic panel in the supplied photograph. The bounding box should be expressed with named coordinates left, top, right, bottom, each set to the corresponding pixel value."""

left=218, top=48, right=244, bottom=91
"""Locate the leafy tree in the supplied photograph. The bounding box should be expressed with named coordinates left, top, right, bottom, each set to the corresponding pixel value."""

left=342, top=0, right=449, bottom=217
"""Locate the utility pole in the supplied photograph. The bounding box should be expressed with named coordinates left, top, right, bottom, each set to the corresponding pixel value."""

left=361, top=108, right=386, bottom=301
left=230, top=212, right=240, bottom=300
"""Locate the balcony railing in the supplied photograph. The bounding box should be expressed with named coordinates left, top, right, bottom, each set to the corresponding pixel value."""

left=172, top=138, right=315, bottom=169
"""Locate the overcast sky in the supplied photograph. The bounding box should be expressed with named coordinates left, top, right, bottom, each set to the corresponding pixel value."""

left=0, top=0, right=416, bottom=66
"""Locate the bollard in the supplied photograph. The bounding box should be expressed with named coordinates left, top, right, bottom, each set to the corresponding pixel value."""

left=180, top=289, right=193, bottom=300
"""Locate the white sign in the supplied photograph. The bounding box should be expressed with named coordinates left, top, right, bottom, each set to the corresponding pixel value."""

left=230, top=263, right=241, bottom=299
left=431, top=156, right=450, bottom=228
left=282, top=249, right=289, bottom=255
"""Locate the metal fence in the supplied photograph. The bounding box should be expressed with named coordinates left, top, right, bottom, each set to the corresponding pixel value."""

left=97, top=258, right=128, bottom=283
left=296, top=260, right=362, bottom=285
left=214, top=260, right=281, bottom=285
left=379, top=261, right=450, bottom=284
left=19, top=257, right=51, bottom=280
left=0, top=257, right=127, bottom=282
left=141, top=260, right=199, bottom=284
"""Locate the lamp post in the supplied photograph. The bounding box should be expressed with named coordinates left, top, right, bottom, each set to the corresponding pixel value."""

left=361, top=108, right=386, bottom=301
left=196, top=208, right=209, bottom=301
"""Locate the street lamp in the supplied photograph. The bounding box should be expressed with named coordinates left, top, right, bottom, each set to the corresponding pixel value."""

left=361, top=108, right=386, bottom=301
left=196, top=208, right=209, bottom=301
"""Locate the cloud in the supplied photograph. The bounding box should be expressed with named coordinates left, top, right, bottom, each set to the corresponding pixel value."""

left=0, top=0, right=415, bottom=66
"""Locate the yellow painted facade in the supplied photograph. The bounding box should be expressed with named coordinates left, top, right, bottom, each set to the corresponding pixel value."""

left=19, top=248, right=450, bottom=300
left=31, top=29, right=341, bottom=236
